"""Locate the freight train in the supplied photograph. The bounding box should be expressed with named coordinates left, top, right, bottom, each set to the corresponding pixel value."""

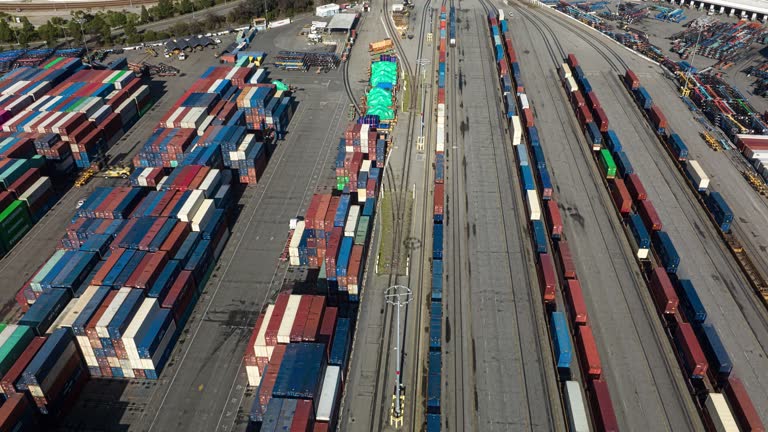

left=563, top=53, right=765, bottom=431
left=488, top=13, right=621, bottom=431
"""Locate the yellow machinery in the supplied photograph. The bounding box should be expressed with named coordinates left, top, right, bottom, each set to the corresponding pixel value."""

left=743, top=170, right=768, bottom=195
left=99, top=165, right=132, bottom=179
left=146, top=47, right=158, bottom=57
left=75, top=168, right=96, bottom=187
left=701, top=131, right=721, bottom=151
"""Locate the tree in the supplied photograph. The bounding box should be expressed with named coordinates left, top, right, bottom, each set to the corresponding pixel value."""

left=140, top=5, right=151, bottom=23
left=0, top=19, right=13, bottom=43
left=155, top=0, right=175, bottom=20
left=37, top=21, right=59, bottom=46
left=177, top=0, right=195, bottom=15
left=17, top=17, right=36, bottom=46
left=67, top=20, right=83, bottom=43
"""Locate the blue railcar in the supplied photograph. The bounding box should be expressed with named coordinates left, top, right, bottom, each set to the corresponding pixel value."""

left=539, top=167, right=553, bottom=201
left=605, top=130, right=622, bottom=153
left=676, top=279, right=707, bottom=324
left=429, top=316, right=441, bottom=351
left=696, top=323, right=733, bottom=381
left=551, top=312, right=572, bottom=374
left=579, top=76, right=592, bottom=94
left=634, top=87, right=652, bottom=110
left=628, top=213, right=650, bottom=258
left=652, top=230, right=680, bottom=274
left=517, top=144, right=529, bottom=166
left=427, top=413, right=441, bottom=432
left=586, top=122, right=602, bottom=149
left=505, top=93, right=516, bottom=118
left=433, top=224, right=443, bottom=260
left=667, top=133, right=689, bottom=161
left=501, top=73, right=512, bottom=94
left=531, top=145, right=546, bottom=171
left=705, top=191, right=733, bottom=232
left=528, top=126, right=540, bottom=147
left=427, top=351, right=441, bottom=413
left=511, top=63, right=521, bottom=82
left=613, top=150, right=634, bottom=177
left=520, top=165, right=535, bottom=191
left=432, top=260, right=443, bottom=301
left=573, top=65, right=585, bottom=81
left=435, top=153, right=445, bottom=184
left=532, top=220, right=548, bottom=254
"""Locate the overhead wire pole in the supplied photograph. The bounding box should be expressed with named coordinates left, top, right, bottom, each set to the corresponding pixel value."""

left=386, top=285, right=412, bottom=428
left=416, top=57, right=430, bottom=152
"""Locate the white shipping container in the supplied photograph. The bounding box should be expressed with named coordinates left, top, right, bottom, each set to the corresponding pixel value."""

left=344, top=205, right=360, bottom=237
left=252, top=69, right=267, bottom=84
left=254, top=305, right=275, bottom=358
left=89, top=104, right=113, bottom=123
left=137, top=167, right=152, bottom=187
left=198, top=115, right=215, bottom=136
left=124, top=298, right=160, bottom=370
left=114, top=71, right=136, bottom=89
left=22, top=112, right=43, bottom=133
left=637, top=246, right=650, bottom=260
left=164, top=106, right=186, bottom=128
left=511, top=116, right=522, bottom=145
left=96, top=288, right=131, bottom=339
left=437, top=104, right=446, bottom=124
left=566, top=76, right=579, bottom=93
left=564, top=381, right=589, bottom=432
left=705, top=393, right=738, bottom=432
left=526, top=189, right=541, bottom=220
left=41, top=96, right=63, bottom=113
left=3, top=81, right=26, bottom=96
left=181, top=107, right=207, bottom=129
left=59, top=286, right=102, bottom=330
left=27, top=82, right=51, bottom=101
left=289, top=220, right=305, bottom=263
left=177, top=189, right=205, bottom=223
left=559, top=64, right=572, bottom=80
left=361, top=160, right=371, bottom=173
left=246, top=365, right=261, bottom=387
left=519, top=93, right=529, bottom=110
left=191, top=198, right=216, bottom=232
left=357, top=188, right=367, bottom=204
left=103, top=71, right=121, bottom=84
left=35, top=112, right=62, bottom=134
left=19, top=177, right=51, bottom=205
left=51, top=112, right=75, bottom=135
left=199, top=169, right=222, bottom=198
left=745, top=147, right=768, bottom=160
left=276, top=295, right=301, bottom=344
left=0, top=325, right=19, bottom=349
left=316, top=365, right=341, bottom=421
left=46, top=300, right=76, bottom=335
left=76, top=335, right=98, bottom=367
left=436, top=123, right=445, bottom=152
left=686, top=160, right=710, bottom=191
left=7, top=94, right=32, bottom=113
left=360, top=123, right=369, bottom=143
left=24, top=95, right=49, bottom=112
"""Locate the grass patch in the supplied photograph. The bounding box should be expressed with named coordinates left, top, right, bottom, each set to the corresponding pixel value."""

left=376, top=192, right=414, bottom=275
left=402, top=74, right=411, bottom=113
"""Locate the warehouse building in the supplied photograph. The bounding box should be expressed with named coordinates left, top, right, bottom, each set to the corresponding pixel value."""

left=316, top=3, right=340, bottom=17
left=663, top=0, right=768, bottom=21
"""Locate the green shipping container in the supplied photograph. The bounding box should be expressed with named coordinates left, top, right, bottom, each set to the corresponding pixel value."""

left=0, top=324, right=7, bottom=335
left=67, top=97, right=86, bottom=113
left=599, top=149, right=617, bottom=179
left=355, top=216, right=370, bottom=245
left=109, top=70, right=127, bottom=83
left=44, top=57, right=64, bottom=69
left=0, top=325, right=33, bottom=375
left=0, top=200, right=32, bottom=251
left=0, top=159, right=28, bottom=189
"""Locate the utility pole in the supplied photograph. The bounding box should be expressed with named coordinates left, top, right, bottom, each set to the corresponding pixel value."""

left=681, top=27, right=702, bottom=98
left=416, top=58, right=430, bottom=152
left=386, top=285, right=412, bottom=428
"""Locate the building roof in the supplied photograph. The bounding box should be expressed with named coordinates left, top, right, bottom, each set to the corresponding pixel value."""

left=697, top=0, right=768, bottom=16
left=327, top=13, right=357, bottom=30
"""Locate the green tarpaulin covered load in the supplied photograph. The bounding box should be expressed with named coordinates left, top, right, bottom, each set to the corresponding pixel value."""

left=366, top=87, right=394, bottom=120
left=370, top=61, right=397, bottom=89
left=273, top=80, right=289, bottom=91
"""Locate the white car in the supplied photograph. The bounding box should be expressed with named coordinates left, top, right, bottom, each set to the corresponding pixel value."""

left=76, top=199, right=85, bottom=209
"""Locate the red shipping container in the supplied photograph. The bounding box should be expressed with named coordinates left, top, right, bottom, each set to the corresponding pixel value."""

left=556, top=240, right=577, bottom=280
left=314, top=423, right=329, bottom=432
left=649, top=267, right=678, bottom=316
left=571, top=91, right=585, bottom=108
left=577, top=326, right=602, bottom=378
left=125, top=252, right=153, bottom=288
left=589, top=379, right=619, bottom=432
left=323, top=197, right=340, bottom=232
left=1, top=336, right=45, bottom=394
left=265, top=293, right=290, bottom=346
left=586, top=91, right=600, bottom=111
left=674, top=322, right=708, bottom=379
left=319, top=306, right=338, bottom=357
left=567, top=53, right=579, bottom=69
left=434, top=183, right=444, bottom=220
left=522, top=108, right=534, bottom=128
left=347, top=245, right=363, bottom=287
left=290, top=399, right=315, bottom=431
left=7, top=167, right=40, bottom=198
left=649, top=105, right=667, bottom=131
left=624, top=69, right=639, bottom=90
left=538, top=253, right=556, bottom=304
left=0, top=393, right=38, bottom=430
left=578, top=104, right=593, bottom=125
left=610, top=178, right=632, bottom=214
left=111, top=219, right=138, bottom=249
left=258, top=344, right=286, bottom=409
left=290, top=296, right=312, bottom=342
left=2, top=137, right=34, bottom=159
left=545, top=200, right=563, bottom=239
left=188, top=166, right=210, bottom=190
left=305, top=195, right=322, bottom=231
left=315, top=195, right=331, bottom=231
left=625, top=173, right=647, bottom=201
left=91, top=248, right=127, bottom=286
left=594, top=107, right=609, bottom=132
left=724, top=377, right=765, bottom=432
left=325, top=228, right=343, bottom=279
left=638, top=199, right=662, bottom=231
left=134, top=251, right=169, bottom=289
left=139, top=218, right=168, bottom=250
left=161, top=193, right=185, bottom=218
left=303, top=296, right=326, bottom=342
left=565, top=279, right=588, bottom=326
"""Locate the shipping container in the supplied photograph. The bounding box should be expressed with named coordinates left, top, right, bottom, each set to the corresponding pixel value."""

left=675, top=279, right=707, bottom=324
left=538, top=253, right=556, bottom=304
left=545, top=200, right=563, bottom=240
left=724, top=377, right=764, bottom=432
left=649, top=267, right=678, bottom=316
left=696, top=323, right=732, bottom=381
left=598, top=149, right=616, bottom=179
left=674, top=322, right=708, bottom=379
left=564, top=381, right=589, bottom=432
left=551, top=312, right=572, bottom=373
left=638, top=200, right=662, bottom=232
left=627, top=212, right=650, bottom=260
left=556, top=240, right=577, bottom=280
left=685, top=160, right=709, bottom=191
left=610, top=178, right=632, bottom=214
left=652, top=230, right=680, bottom=274
left=576, top=326, right=601, bottom=379
left=626, top=173, right=647, bottom=202
left=589, top=379, right=619, bottom=432
left=704, top=393, right=739, bottom=432
left=565, top=279, right=588, bottom=326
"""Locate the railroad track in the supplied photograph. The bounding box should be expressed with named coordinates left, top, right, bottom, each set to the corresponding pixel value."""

left=360, top=0, right=435, bottom=429
left=471, top=0, right=561, bottom=429
left=342, top=16, right=363, bottom=116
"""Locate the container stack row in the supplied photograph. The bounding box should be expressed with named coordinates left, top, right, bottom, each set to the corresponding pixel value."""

left=493, top=18, right=618, bottom=432
left=564, top=54, right=764, bottom=432
left=132, top=67, right=295, bottom=184
left=245, top=52, right=396, bottom=430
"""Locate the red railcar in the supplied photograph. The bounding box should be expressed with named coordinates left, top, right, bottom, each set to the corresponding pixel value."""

left=610, top=178, right=632, bottom=214
left=556, top=240, right=577, bottom=280
left=674, top=322, right=708, bottom=379
left=545, top=200, right=563, bottom=240
left=538, top=253, right=556, bottom=304
left=625, top=173, right=647, bottom=202
left=565, top=279, right=588, bottom=326
left=589, top=379, right=620, bottom=432
left=577, top=326, right=602, bottom=379
left=649, top=267, right=679, bottom=316
left=637, top=199, right=662, bottom=231
left=725, top=376, right=766, bottom=432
